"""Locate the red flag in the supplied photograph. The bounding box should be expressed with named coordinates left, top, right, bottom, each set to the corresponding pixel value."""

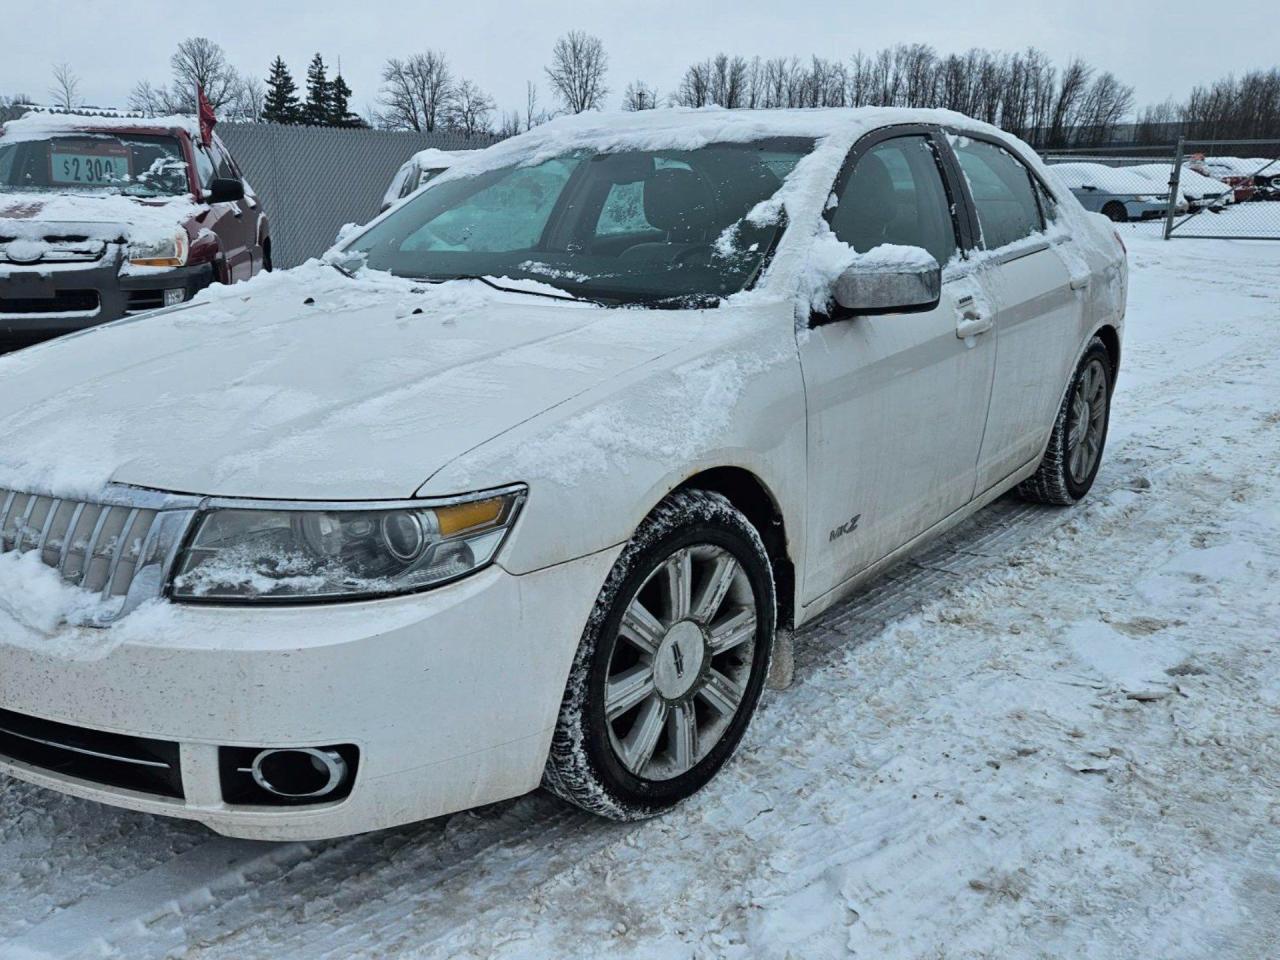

left=197, top=85, right=216, bottom=145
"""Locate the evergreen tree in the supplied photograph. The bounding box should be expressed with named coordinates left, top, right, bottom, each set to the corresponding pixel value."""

left=262, top=56, right=301, bottom=123
left=303, top=53, right=330, bottom=125
left=327, top=72, right=360, bottom=127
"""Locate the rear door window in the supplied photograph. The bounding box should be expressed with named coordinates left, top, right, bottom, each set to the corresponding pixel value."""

left=830, top=135, right=960, bottom=268
left=951, top=138, right=1045, bottom=250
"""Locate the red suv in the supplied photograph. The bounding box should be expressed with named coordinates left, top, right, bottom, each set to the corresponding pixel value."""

left=0, top=113, right=270, bottom=351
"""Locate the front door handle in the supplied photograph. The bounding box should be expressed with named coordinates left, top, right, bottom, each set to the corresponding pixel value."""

left=955, top=297, right=992, bottom=339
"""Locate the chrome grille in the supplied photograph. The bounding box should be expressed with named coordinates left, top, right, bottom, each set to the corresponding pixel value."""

left=0, top=489, right=158, bottom=598
left=0, top=239, right=107, bottom=264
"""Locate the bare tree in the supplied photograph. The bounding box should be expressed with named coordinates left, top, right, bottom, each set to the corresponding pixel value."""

left=497, top=109, right=523, bottom=138
left=443, top=78, right=495, bottom=138
left=622, top=80, right=659, bottom=111
left=129, top=37, right=240, bottom=115
left=377, top=51, right=453, bottom=131
left=49, top=63, right=81, bottom=111
left=229, top=75, right=266, bottom=122
left=524, top=80, right=549, bottom=130
left=545, top=31, right=609, bottom=113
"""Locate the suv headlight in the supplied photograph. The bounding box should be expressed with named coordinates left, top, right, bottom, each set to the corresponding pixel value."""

left=170, top=486, right=525, bottom=602
left=129, top=231, right=189, bottom=268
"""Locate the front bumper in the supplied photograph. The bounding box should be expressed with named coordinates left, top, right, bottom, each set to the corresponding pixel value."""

left=0, top=547, right=619, bottom=840
left=0, top=258, right=215, bottom=352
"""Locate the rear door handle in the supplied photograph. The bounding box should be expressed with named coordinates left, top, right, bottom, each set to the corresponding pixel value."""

left=1070, top=276, right=1090, bottom=290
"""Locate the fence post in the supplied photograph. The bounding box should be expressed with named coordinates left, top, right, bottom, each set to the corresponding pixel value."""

left=1163, top=137, right=1185, bottom=240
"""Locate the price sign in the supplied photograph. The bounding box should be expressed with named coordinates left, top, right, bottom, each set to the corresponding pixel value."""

left=49, top=140, right=131, bottom=186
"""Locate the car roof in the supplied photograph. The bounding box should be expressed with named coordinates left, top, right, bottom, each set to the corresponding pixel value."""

left=0, top=111, right=200, bottom=145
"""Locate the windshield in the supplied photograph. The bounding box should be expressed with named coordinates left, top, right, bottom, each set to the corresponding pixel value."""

left=0, top=133, right=190, bottom=198
left=345, top=138, right=814, bottom=306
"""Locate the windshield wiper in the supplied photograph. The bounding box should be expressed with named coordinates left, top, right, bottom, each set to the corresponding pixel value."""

left=414, top=274, right=618, bottom=307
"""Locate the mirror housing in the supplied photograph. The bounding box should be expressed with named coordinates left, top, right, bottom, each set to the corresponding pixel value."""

left=823, top=253, right=942, bottom=322
left=208, top=177, right=245, bottom=204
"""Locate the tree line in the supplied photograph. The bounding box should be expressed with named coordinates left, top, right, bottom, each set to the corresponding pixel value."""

left=4, top=33, right=1278, bottom=148
left=1137, top=68, right=1280, bottom=144
left=662, top=46, right=1133, bottom=148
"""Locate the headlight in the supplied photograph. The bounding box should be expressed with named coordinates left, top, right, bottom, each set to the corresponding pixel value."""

left=170, top=486, right=525, bottom=602
left=128, top=231, right=189, bottom=268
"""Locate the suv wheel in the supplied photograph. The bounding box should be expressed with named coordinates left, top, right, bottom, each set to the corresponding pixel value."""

left=1018, top=336, right=1113, bottom=505
left=544, top=490, right=776, bottom=820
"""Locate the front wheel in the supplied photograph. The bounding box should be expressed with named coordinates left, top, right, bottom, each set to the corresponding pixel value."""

left=543, top=490, right=776, bottom=821
left=1018, top=337, right=1113, bottom=505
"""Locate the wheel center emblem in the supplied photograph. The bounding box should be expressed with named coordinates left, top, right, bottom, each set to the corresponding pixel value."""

left=653, top=621, right=706, bottom=700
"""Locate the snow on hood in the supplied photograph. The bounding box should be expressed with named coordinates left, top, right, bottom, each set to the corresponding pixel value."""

left=0, top=191, right=203, bottom=245
left=0, top=263, right=683, bottom=501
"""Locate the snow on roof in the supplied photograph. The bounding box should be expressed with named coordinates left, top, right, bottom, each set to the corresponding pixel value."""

left=1124, top=163, right=1231, bottom=197
left=408, top=147, right=467, bottom=169
left=436, top=106, right=1011, bottom=176
left=1047, top=162, right=1165, bottom=195
left=0, top=111, right=201, bottom=145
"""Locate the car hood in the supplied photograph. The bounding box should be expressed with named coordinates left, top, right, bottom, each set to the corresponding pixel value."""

left=0, top=265, right=680, bottom=501
left=0, top=191, right=202, bottom=244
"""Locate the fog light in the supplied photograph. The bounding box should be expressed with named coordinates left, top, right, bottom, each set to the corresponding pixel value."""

left=243, top=747, right=349, bottom=799
left=163, top=288, right=186, bottom=307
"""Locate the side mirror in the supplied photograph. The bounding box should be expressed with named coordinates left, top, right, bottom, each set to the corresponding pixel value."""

left=208, top=177, right=245, bottom=204
left=825, top=252, right=942, bottom=321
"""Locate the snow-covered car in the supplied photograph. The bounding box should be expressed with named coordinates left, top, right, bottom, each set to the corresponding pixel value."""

left=0, top=108, right=1127, bottom=841
left=1190, top=156, right=1274, bottom=203
left=1125, top=162, right=1233, bottom=212
left=1046, top=161, right=1181, bottom=222
left=0, top=113, right=270, bottom=352
left=379, top=147, right=469, bottom=213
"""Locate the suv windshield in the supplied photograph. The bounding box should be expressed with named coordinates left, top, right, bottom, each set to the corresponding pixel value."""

left=346, top=137, right=814, bottom=306
left=0, top=133, right=190, bottom=198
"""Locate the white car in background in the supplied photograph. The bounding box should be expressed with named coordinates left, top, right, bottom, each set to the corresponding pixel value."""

left=0, top=107, right=1126, bottom=841
left=1047, top=161, right=1181, bottom=221
left=379, top=147, right=469, bottom=212
left=1125, top=162, right=1233, bottom=211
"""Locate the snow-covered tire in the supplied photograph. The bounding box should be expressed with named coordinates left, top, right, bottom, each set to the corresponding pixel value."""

left=543, top=489, right=776, bottom=821
left=1018, top=336, right=1113, bottom=505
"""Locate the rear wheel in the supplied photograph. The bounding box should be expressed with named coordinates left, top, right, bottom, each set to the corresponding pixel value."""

left=1018, top=337, right=1113, bottom=505
left=1102, top=201, right=1128, bottom=223
left=543, top=490, right=776, bottom=820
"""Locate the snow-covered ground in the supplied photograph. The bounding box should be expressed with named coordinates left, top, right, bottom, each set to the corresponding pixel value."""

left=2, top=232, right=1278, bottom=959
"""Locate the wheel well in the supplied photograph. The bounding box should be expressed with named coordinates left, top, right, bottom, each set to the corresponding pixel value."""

left=1094, top=324, right=1121, bottom=386
left=676, top=467, right=796, bottom=632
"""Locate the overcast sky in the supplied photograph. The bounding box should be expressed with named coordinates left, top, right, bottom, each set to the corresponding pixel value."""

left=4, top=0, right=1275, bottom=118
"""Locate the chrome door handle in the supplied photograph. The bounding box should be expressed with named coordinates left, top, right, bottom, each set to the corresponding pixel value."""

left=1070, top=276, right=1091, bottom=290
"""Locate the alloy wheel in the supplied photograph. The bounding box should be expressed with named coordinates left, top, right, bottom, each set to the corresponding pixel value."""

left=604, top=545, right=758, bottom=781
left=1067, top=357, right=1108, bottom=485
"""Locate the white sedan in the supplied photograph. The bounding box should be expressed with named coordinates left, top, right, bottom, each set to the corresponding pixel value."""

left=0, top=108, right=1126, bottom=840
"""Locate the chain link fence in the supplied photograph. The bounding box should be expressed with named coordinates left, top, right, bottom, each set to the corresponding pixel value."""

left=1041, top=141, right=1280, bottom=241
left=217, top=123, right=498, bottom=268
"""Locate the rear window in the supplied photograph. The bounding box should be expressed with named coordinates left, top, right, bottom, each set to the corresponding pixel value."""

left=952, top=138, right=1045, bottom=250
left=0, top=133, right=190, bottom=197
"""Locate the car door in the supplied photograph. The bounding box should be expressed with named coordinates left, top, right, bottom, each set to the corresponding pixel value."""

left=797, top=129, right=997, bottom=605
left=197, top=139, right=255, bottom=282
left=945, top=135, right=1085, bottom=492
